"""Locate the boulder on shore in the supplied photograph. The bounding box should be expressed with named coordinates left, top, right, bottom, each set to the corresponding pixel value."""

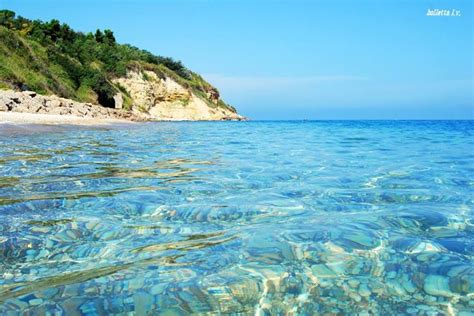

left=0, top=90, right=148, bottom=121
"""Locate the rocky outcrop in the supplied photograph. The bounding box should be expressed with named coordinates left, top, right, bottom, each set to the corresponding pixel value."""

left=113, top=71, right=244, bottom=121
left=0, top=90, right=147, bottom=121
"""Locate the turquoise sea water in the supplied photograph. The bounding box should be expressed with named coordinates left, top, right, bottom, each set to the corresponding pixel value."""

left=0, top=120, right=473, bottom=315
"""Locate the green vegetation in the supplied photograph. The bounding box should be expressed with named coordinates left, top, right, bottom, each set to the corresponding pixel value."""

left=0, top=10, right=235, bottom=111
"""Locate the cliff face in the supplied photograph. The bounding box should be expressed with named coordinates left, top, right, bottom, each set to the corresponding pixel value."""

left=112, top=70, right=243, bottom=121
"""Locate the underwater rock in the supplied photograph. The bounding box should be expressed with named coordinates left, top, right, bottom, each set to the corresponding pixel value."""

left=405, top=241, right=444, bottom=254
left=423, top=275, right=454, bottom=297
left=447, top=265, right=474, bottom=295
left=386, top=279, right=407, bottom=297
left=228, top=278, right=261, bottom=304
left=400, top=275, right=417, bottom=294
left=133, top=291, right=154, bottom=314
left=348, top=279, right=360, bottom=288
left=384, top=210, right=448, bottom=233
left=311, top=264, right=338, bottom=278
left=245, top=240, right=296, bottom=265
left=150, top=284, right=166, bottom=295
left=358, top=284, right=371, bottom=297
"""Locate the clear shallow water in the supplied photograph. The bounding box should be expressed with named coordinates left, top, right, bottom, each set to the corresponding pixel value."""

left=0, top=120, right=473, bottom=315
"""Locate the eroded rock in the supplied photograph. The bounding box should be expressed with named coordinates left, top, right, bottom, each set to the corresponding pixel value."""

left=45, top=99, right=62, bottom=108
left=0, top=90, right=148, bottom=121
left=113, top=70, right=245, bottom=121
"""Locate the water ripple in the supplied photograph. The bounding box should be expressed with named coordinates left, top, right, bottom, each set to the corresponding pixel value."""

left=0, top=121, right=473, bottom=314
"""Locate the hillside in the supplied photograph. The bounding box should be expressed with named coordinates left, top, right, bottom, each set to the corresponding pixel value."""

left=0, top=10, right=242, bottom=120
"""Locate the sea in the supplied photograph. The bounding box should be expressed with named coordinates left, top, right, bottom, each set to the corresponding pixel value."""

left=0, top=120, right=473, bottom=314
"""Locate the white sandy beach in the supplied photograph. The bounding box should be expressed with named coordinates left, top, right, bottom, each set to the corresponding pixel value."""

left=0, top=112, right=134, bottom=125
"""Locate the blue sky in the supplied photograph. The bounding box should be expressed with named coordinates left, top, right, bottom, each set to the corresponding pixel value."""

left=1, top=0, right=472, bottom=119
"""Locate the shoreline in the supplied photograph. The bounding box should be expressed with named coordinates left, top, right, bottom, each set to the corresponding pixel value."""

left=0, top=112, right=246, bottom=125
left=0, top=111, right=135, bottom=126
left=0, top=90, right=246, bottom=124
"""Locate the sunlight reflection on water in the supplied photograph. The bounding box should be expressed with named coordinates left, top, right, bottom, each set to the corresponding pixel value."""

left=0, top=121, right=473, bottom=314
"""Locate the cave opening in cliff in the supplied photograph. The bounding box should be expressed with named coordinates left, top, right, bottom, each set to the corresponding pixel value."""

left=97, top=92, right=116, bottom=109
